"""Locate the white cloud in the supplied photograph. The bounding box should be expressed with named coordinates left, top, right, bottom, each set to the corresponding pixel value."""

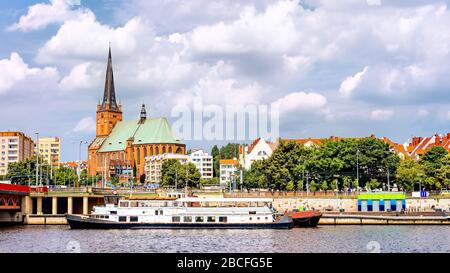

left=339, top=66, right=368, bottom=97
left=189, top=1, right=300, bottom=54
left=174, top=60, right=264, bottom=106
left=36, top=12, right=155, bottom=64
left=418, top=109, right=429, bottom=117
left=366, top=0, right=382, bottom=6
left=371, top=109, right=394, bottom=120
left=7, top=0, right=85, bottom=32
left=73, top=117, right=95, bottom=132
left=283, top=54, right=311, bottom=73
left=0, top=52, right=58, bottom=94
left=59, top=62, right=101, bottom=91
left=274, top=91, right=328, bottom=114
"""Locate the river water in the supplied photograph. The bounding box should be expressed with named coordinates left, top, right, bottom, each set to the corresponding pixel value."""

left=0, top=225, right=449, bottom=253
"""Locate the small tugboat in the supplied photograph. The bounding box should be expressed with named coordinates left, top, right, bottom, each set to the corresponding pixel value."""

left=66, top=197, right=293, bottom=229
left=287, top=210, right=322, bottom=227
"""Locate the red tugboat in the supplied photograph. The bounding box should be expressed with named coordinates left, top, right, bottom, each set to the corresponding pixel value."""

left=287, top=210, right=322, bottom=227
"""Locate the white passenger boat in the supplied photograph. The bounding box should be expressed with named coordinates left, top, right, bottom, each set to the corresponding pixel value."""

left=66, top=197, right=293, bottom=229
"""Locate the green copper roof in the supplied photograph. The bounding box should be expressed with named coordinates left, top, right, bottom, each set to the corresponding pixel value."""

left=98, top=118, right=181, bottom=153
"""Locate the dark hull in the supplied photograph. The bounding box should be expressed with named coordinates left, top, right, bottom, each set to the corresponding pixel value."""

left=289, top=210, right=322, bottom=227
left=66, top=214, right=294, bottom=230
left=292, top=215, right=321, bottom=227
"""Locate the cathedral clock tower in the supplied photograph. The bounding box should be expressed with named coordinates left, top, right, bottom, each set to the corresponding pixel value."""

left=96, top=46, right=122, bottom=137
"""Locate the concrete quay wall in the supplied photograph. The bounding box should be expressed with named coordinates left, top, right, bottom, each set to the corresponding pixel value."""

left=273, top=197, right=450, bottom=212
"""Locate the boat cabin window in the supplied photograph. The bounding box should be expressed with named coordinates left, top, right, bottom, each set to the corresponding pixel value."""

left=249, top=211, right=256, bottom=214
left=119, top=216, right=127, bottom=222
left=130, top=201, right=138, bottom=207
left=219, top=216, right=227, bottom=223
left=207, top=216, right=216, bottom=223
left=110, top=211, right=117, bottom=215
left=119, top=201, right=129, bottom=208
left=195, top=216, right=204, bottom=223
left=155, top=210, right=158, bottom=216
left=130, top=216, right=138, bottom=222
left=160, top=210, right=163, bottom=215
left=183, top=216, right=192, bottom=222
left=172, top=216, right=181, bottom=223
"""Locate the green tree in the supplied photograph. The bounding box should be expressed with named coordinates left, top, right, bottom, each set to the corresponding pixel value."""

left=330, top=179, right=338, bottom=191
left=54, top=167, right=77, bottom=186
left=421, top=147, right=448, bottom=189
left=320, top=180, right=328, bottom=191
left=211, top=145, right=220, bottom=177
left=365, top=178, right=380, bottom=190
left=436, top=154, right=450, bottom=191
left=161, top=159, right=182, bottom=188
left=243, top=160, right=266, bottom=189
left=132, top=161, right=137, bottom=180
left=80, top=169, right=89, bottom=186
left=309, top=181, right=317, bottom=192
left=161, top=160, right=201, bottom=188
left=286, top=180, right=295, bottom=191
left=7, top=157, right=51, bottom=185
left=111, top=175, right=120, bottom=186
left=395, top=158, right=425, bottom=191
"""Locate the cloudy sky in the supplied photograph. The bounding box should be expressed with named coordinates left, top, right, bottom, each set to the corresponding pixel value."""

left=1, top=0, right=450, bottom=161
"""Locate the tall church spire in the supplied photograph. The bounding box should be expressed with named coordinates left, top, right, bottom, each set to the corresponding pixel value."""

left=100, top=45, right=120, bottom=111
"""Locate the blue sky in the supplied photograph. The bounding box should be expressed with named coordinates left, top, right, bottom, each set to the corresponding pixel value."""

left=1, top=0, right=450, bottom=162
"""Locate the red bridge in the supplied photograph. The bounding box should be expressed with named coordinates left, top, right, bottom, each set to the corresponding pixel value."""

left=0, top=183, right=30, bottom=224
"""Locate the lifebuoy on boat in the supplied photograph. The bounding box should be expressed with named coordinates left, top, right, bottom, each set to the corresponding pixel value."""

left=112, top=190, right=118, bottom=195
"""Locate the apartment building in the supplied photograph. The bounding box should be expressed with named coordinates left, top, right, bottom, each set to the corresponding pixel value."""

left=0, top=132, right=35, bottom=176
left=144, top=153, right=189, bottom=184
left=219, top=159, right=239, bottom=189
left=37, top=137, right=60, bottom=166
left=188, top=149, right=213, bottom=179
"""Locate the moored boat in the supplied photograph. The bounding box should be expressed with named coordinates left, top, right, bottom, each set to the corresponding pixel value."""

left=288, top=210, right=322, bottom=227
left=66, top=197, right=293, bottom=229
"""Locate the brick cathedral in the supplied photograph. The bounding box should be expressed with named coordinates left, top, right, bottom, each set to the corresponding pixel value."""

left=87, top=47, right=186, bottom=181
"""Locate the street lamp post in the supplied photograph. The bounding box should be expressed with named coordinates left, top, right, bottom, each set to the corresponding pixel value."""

left=387, top=167, right=390, bottom=192
left=35, top=132, right=39, bottom=186
left=73, top=140, right=87, bottom=188
left=356, top=148, right=360, bottom=193
left=306, top=171, right=309, bottom=196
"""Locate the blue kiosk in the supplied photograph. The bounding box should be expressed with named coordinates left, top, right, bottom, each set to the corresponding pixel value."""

left=357, top=192, right=406, bottom=212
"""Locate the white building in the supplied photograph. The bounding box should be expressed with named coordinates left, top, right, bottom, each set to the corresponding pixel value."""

left=0, top=132, right=35, bottom=176
left=239, top=138, right=276, bottom=170
left=188, top=149, right=213, bottom=179
left=144, top=153, right=189, bottom=184
left=219, top=159, right=238, bottom=188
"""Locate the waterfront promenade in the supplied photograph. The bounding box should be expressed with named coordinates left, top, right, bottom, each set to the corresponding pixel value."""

left=11, top=187, right=450, bottom=225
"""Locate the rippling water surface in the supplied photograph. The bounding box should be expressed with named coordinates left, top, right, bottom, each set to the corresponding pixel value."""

left=0, top=225, right=449, bottom=253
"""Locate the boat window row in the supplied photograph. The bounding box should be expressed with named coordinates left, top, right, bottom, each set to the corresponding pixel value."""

left=119, top=201, right=179, bottom=208
left=171, top=216, right=228, bottom=223
left=118, top=216, right=139, bottom=222
left=118, top=200, right=273, bottom=208
left=91, top=215, right=109, bottom=219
